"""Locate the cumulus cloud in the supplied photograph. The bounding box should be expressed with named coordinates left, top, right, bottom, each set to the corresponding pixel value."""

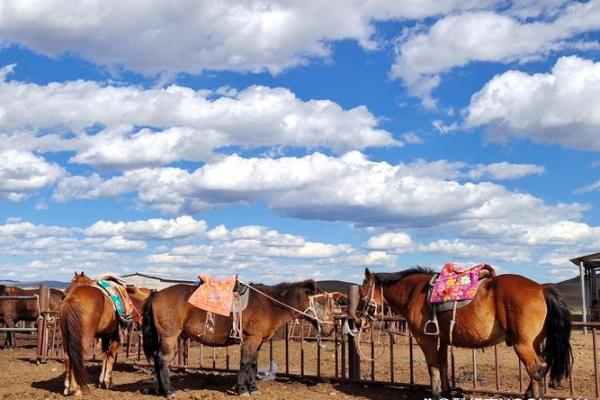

left=0, top=218, right=387, bottom=282
left=52, top=152, right=576, bottom=236
left=466, top=56, right=600, bottom=151
left=0, top=71, right=397, bottom=167
left=0, top=150, right=64, bottom=201
left=391, top=1, right=600, bottom=105
left=467, top=162, right=545, bottom=180
left=85, top=216, right=207, bottom=240
left=0, top=1, right=503, bottom=76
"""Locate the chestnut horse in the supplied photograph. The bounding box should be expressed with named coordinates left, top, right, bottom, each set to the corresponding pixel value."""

left=0, top=285, right=64, bottom=348
left=60, top=272, right=151, bottom=395
left=360, top=267, right=572, bottom=399
left=142, top=280, right=338, bottom=396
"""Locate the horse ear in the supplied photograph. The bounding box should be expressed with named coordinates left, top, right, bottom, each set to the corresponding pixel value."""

left=74, top=271, right=78, bottom=277
left=80, top=271, right=84, bottom=276
left=364, top=267, right=372, bottom=279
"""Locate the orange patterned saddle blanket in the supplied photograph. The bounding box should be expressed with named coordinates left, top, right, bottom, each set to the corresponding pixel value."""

left=188, top=274, right=236, bottom=316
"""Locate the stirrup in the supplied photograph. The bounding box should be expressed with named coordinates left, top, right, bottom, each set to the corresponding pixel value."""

left=424, top=319, right=439, bottom=335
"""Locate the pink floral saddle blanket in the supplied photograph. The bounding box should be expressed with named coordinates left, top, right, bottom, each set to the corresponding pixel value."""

left=429, top=263, right=495, bottom=304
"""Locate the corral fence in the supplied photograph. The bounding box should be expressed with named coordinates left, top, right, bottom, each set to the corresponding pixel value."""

left=0, top=284, right=51, bottom=359
left=24, top=286, right=600, bottom=399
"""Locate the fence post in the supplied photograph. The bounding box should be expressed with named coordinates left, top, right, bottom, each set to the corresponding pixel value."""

left=36, top=284, right=50, bottom=363
left=347, top=285, right=360, bottom=381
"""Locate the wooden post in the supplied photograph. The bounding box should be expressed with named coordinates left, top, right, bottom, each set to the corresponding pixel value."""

left=347, top=285, right=360, bottom=381
left=36, top=285, right=50, bottom=363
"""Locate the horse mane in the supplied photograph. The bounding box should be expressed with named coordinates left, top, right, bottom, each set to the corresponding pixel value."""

left=373, top=266, right=434, bottom=286
left=251, top=279, right=319, bottom=296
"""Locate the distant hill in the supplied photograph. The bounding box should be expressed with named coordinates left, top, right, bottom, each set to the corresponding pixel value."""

left=316, top=280, right=357, bottom=293
left=553, top=274, right=589, bottom=317
left=0, top=279, right=68, bottom=290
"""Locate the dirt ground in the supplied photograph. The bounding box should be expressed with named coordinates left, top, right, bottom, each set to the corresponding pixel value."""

left=0, top=347, right=429, bottom=400
left=0, top=329, right=598, bottom=399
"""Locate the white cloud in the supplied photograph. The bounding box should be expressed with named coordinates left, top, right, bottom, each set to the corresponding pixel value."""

left=0, top=1, right=502, bottom=76
left=52, top=152, right=581, bottom=236
left=364, top=232, right=412, bottom=250
left=0, top=150, right=64, bottom=201
left=97, top=236, right=148, bottom=252
left=467, top=162, right=545, bottom=180
left=391, top=1, right=600, bottom=105
left=574, top=180, right=600, bottom=195
left=466, top=56, right=600, bottom=151
left=85, top=216, right=207, bottom=240
left=0, top=72, right=397, bottom=166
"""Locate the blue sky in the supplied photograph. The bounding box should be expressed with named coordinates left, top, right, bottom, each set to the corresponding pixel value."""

left=1, top=0, right=600, bottom=284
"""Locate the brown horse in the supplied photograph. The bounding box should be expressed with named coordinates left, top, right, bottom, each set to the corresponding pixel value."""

left=60, top=272, right=151, bottom=395
left=0, top=285, right=64, bottom=348
left=142, top=280, right=338, bottom=396
left=360, top=267, right=572, bottom=399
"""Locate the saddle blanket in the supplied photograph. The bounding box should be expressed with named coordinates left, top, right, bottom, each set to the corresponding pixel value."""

left=429, top=263, right=494, bottom=304
left=96, top=280, right=135, bottom=322
left=188, top=274, right=236, bottom=317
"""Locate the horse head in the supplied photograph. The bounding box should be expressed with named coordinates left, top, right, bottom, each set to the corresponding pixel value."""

left=65, top=271, right=94, bottom=295
left=357, top=267, right=386, bottom=327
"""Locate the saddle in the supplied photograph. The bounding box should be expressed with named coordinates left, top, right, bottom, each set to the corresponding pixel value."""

left=96, top=280, right=136, bottom=325
left=424, top=263, right=495, bottom=337
left=188, top=274, right=250, bottom=340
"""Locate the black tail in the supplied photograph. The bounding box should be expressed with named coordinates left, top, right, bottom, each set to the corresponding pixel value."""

left=59, top=299, right=89, bottom=391
left=142, top=290, right=159, bottom=361
left=543, top=286, right=573, bottom=387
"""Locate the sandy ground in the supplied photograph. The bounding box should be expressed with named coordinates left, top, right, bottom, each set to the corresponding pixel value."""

left=1, top=328, right=598, bottom=399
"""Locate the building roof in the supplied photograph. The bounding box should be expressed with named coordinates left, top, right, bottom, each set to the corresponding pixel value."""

left=570, top=251, right=600, bottom=269
left=121, top=272, right=195, bottom=284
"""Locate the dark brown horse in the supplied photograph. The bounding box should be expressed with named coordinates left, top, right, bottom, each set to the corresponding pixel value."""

left=360, top=267, right=572, bottom=399
left=0, top=285, right=64, bottom=348
left=60, top=272, right=151, bottom=395
left=142, top=280, right=338, bottom=397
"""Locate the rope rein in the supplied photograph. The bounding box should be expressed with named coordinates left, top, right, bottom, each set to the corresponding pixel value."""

left=237, top=279, right=336, bottom=328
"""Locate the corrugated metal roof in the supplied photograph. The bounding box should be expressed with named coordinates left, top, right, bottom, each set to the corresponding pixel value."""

left=570, top=251, right=600, bottom=268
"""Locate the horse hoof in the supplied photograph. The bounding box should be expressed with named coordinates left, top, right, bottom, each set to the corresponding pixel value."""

left=239, top=392, right=251, bottom=397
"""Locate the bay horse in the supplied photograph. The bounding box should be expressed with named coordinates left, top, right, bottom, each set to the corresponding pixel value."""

left=142, top=280, right=338, bottom=397
left=60, top=272, right=151, bottom=395
left=360, top=267, right=572, bottom=399
left=0, top=285, right=64, bottom=348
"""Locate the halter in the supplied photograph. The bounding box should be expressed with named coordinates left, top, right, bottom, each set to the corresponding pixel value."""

left=360, top=278, right=386, bottom=322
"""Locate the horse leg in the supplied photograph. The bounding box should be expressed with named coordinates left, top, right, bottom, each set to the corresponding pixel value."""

left=101, top=337, right=120, bottom=389
left=415, top=334, right=443, bottom=397
left=237, top=336, right=261, bottom=396
left=514, top=341, right=546, bottom=399
left=5, top=319, right=15, bottom=349
left=438, top=342, right=451, bottom=395
left=155, top=335, right=178, bottom=397
left=99, top=338, right=109, bottom=388
left=63, top=357, right=71, bottom=395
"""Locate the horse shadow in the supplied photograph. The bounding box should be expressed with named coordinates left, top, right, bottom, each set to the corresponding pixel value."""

left=334, top=382, right=433, bottom=400
left=110, top=369, right=239, bottom=395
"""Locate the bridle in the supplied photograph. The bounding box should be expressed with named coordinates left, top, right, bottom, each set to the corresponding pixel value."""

left=360, top=277, right=386, bottom=323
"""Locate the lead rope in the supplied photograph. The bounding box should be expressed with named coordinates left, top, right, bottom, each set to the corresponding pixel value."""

left=449, top=300, right=458, bottom=373
left=237, top=280, right=335, bottom=343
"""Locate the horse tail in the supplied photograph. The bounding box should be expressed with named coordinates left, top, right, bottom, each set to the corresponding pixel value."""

left=142, top=290, right=159, bottom=361
left=542, top=286, right=573, bottom=387
left=59, top=298, right=89, bottom=391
